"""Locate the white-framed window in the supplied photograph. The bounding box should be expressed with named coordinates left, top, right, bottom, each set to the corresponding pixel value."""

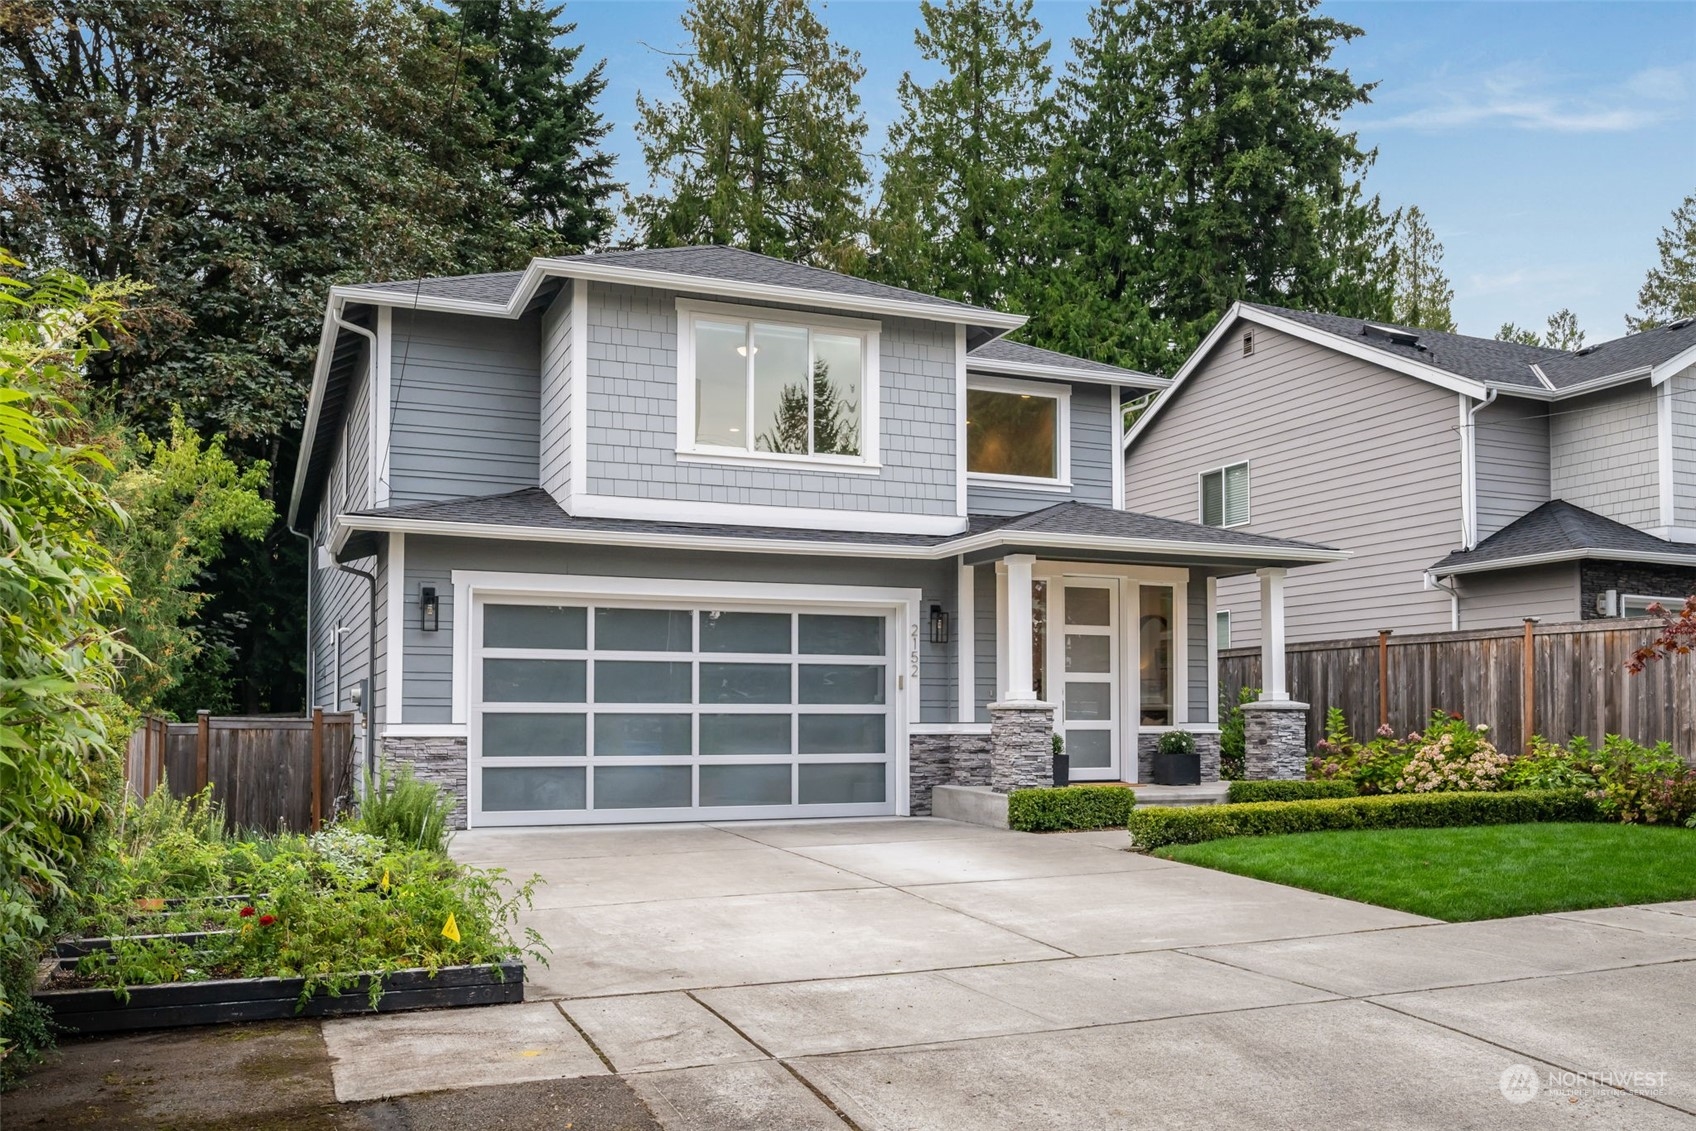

left=1199, top=462, right=1250, bottom=527
left=676, top=299, right=879, bottom=470
left=966, top=375, right=1071, bottom=486
left=1215, top=610, right=1231, bottom=649
left=1622, top=593, right=1685, bottom=618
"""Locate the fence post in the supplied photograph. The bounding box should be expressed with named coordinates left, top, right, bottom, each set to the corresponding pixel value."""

left=1521, top=618, right=1538, bottom=755
left=311, top=707, right=325, bottom=832
left=195, top=710, right=211, bottom=793
left=1376, top=629, right=1393, bottom=733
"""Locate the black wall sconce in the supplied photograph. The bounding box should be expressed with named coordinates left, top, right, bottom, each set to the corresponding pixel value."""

left=929, top=603, right=950, bottom=645
left=420, top=585, right=440, bottom=632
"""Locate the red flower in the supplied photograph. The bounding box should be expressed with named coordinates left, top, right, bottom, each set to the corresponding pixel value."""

left=239, top=906, right=256, bottom=918
left=259, top=914, right=276, bottom=927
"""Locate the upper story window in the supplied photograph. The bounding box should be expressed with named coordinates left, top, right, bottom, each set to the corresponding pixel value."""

left=1199, top=461, right=1250, bottom=527
left=966, top=376, right=1071, bottom=485
left=677, top=300, right=878, bottom=468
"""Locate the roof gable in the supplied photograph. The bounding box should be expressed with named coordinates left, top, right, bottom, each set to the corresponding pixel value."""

left=1429, top=499, right=1696, bottom=576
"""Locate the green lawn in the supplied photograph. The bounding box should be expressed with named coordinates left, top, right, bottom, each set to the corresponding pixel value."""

left=1156, top=822, right=1696, bottom=922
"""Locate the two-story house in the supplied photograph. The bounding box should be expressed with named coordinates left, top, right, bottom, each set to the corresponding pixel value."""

left=288, top=247, right=1341, bottom=827
left=1122, top=303, right=1696, bottom=649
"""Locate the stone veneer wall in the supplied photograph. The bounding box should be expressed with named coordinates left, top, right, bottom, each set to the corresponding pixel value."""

left=908, top=733, right=992, bottom=815
left=381, top=735, right=469, bottom=830
left=1134, top=732, right=1222, bottom=784
left=1241, top=701, right=1309, bottom=780
left=1580, top=560, right=1696, bottom=618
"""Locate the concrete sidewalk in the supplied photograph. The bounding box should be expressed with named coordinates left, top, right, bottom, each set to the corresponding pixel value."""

left=11, top=820, right=1695, bottom=1129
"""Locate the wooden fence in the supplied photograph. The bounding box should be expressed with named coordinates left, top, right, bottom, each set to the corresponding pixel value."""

left=124, top=710, right=359, bottom=833
left=1220, top=618, right=1696, bottom=758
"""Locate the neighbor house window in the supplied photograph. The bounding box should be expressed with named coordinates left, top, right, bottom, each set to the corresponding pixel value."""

left=679, top=301, right=875, bottom=463
left=1621, top=594, right=1684, bottom=618
left=1215, top=610, right=1231, bottom=649
left=967, top=378, right=1069, bottom=483
left=1199, top=462, right=1250, bottom=527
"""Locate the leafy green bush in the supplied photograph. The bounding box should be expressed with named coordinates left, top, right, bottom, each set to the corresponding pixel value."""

left=1505, top=736, right=1600, bottom=791
left=357, top=761, right=455, bottom=855
left=1589, top=735, right=1696, bottom=827
left=1307, top=707, right=1412, bottom=794
left=1392, top=712, right=1507, bottom=793
left=1219, top=688, right=1255, bottom=780
left=1125, top=789, right=1600, bottom=849
left=1008, top=785, right=1137, bottom=831
left=1226, top=780, right=1358, bottom=803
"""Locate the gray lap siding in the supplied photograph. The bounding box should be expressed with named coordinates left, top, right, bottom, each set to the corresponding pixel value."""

left=583, top=283, right=959, bottom=515
left=397, top=535, right=957, bottom=724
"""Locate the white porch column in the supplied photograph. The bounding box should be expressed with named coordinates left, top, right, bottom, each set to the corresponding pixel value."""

left=1003, top=554, right=1038, bottom=702
left=1258, top=567, right=1289, bottom=701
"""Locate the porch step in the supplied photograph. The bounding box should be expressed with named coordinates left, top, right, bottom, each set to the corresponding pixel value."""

left=1126, top=783, right=1230, bottom=807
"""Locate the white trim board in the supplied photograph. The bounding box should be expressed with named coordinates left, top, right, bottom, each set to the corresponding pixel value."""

left=965, top=357, right=1167, bottom=390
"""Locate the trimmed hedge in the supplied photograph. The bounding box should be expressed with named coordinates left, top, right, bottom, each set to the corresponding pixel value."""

left=1008, top=785, right=1137, bottom=832
left=1127, top=789, right=1600, bottom=849
left=1226, top=780, right=1358, bottom=804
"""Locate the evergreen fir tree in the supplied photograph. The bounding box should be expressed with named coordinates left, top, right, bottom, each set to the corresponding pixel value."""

left=1626, top=191, right=1696, bottom=331
left=1389, top=205, right=1456, bottom=332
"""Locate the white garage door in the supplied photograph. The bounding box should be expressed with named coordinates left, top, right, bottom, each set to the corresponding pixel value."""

left=468, top=593, right=901, bottom=825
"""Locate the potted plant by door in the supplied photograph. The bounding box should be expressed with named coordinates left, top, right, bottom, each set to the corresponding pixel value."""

left=1151, top=730, right=1200, bottom=786
left=1052, top=732, right=1069, bottom=788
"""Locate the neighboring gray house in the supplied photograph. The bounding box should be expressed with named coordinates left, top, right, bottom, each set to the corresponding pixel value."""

left=288, top=248, right=1341, bottom=826
left=1122, top=303, right=1696, bottom=649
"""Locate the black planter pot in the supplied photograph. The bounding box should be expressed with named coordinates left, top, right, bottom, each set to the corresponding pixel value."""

left=1151, top=752, right=1201, bottom=786
left=1052, top=752, right=1070, bottom=788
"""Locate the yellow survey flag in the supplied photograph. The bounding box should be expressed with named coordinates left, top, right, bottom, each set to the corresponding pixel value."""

left=441, top=912, right=460, bottom=943
left=380, top=869, right=390, bottom=892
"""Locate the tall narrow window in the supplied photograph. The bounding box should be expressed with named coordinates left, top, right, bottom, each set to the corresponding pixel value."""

left=1200, top=462, right=1250, bottom=527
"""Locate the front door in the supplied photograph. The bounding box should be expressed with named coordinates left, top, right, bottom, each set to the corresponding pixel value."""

left=1048, top=581, right=1119, bottom=781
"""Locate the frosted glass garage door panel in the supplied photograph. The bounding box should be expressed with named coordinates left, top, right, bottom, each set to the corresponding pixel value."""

left=482, top=713, right=587, bottom=758
left=798, top=665, right=885, bottom=704
left=594, top=714, right=691, bottom=757
left=700, top=611, right=791, bottom=653
left=483, top=659, right=586, bottom=703
left=699, top=714, right=792, bottom=755
left=484, top=605, right=587, bottom=650
left=798, top=615, right=884, bottom=656
left=482, top=767, right=586, bottom=811
left=799, top=763, right=886, bottom=804
left=798, top=714, right=886, bottom=754
left=596, top=661, right=692, bottom=703
left=700, top=663, right=791, bottom=704
left=700, top=764, right=793, bottom=807
left=596, top=608, right=692, bottom=651
left=594, top=765, right=692, bottom=809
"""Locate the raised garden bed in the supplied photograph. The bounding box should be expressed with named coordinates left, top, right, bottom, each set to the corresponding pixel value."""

left=36, top=959, right=525, bottom=1035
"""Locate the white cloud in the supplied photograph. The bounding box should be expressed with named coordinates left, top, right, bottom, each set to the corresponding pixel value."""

left=1365, top=64, right=1691, bottom=133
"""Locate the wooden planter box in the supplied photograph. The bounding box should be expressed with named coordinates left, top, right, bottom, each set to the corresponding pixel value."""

left=35, top=959, right=525, bottom=1035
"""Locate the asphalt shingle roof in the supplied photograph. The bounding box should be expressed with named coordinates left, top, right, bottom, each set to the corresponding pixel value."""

left=1429, top=500, right=1696, bottom=574
left=1248, top=303, right=1696, bottom=393
left=967, top=337, right=1161, bottom=382
left=347, top=246, right=995, bottom=316
left=343, top=489, right=1339, bottom=560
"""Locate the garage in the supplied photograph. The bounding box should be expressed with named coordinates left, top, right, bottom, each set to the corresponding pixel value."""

left=466, top=583, right=910, bottom=826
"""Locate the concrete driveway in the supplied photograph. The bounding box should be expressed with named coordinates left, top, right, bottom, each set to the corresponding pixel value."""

left=344, top=818, right=1696, bottom=1128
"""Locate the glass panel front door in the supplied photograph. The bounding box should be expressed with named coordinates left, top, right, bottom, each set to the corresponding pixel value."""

left=1053, top=582, right=1118, bottom=780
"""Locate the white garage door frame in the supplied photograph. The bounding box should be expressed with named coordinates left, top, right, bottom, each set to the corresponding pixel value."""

left=451, top=570, right=922, bottom=828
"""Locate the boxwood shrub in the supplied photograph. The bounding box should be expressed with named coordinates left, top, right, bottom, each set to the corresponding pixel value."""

left=1226, top=780, right=1359, bottom=804
left=1126, top=789, right=1600, bottom=849
left=1008, top=785, right=1137, bottom=831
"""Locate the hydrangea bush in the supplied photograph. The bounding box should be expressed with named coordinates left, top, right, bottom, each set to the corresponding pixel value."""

left=1393, top=714, right=1507, bottom=793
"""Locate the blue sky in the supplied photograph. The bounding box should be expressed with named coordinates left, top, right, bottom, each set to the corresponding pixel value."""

left=567, top=1, right=1696, bottom=342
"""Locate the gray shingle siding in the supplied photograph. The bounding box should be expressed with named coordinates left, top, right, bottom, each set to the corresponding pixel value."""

left=1550, top=382, right=1660, bottom=530
left=582, top=282, right=958, bottom=515
left=967, top=381, right=1115, bottom=516
left=1125, top=322, right=1462, bottom=647
left=387, top=310, right=541, bottom=503
left=538, top=284, right=573, bottom=502
left=1474, top=397, right=1550, bottom=540
left=399, top=536, right=957, bottom=724
left=1456, top=563, right=1579, bottom=628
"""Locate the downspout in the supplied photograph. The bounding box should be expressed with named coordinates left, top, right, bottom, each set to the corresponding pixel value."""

left=1426, top=571, right=1461, bottom=631
left=1462, top=388, right=1498, bottom=550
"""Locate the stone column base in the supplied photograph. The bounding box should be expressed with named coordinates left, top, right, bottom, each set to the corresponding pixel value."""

left=988, top=701, right=1054, bottom=793
left=379, top=734, right=469, bottom=829
left=1241, top=700, right=1310, bottom=781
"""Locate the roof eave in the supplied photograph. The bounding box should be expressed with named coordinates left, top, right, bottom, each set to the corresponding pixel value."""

left=965, top=356, right=1168, bottom=389
left=1431, top=546, right=1696, bottom=577
left=949, top=528, right=1349, bottom=565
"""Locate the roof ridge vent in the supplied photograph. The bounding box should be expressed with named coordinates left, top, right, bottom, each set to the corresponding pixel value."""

left=1666, top=316, right=1694, bottom=331
left=1574, top=345, right=1596, bottom=356
left=1360, top=322, right=1426, bottom=351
